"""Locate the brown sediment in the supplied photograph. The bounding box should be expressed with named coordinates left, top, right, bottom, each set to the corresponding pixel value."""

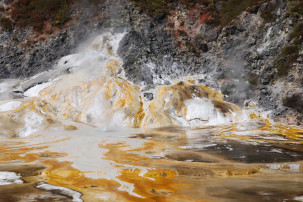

left=165, top=151, right=222, bottom=163
left=0, top=160, right=71, bottom=201
left=212, top=100, right=237, bottom=114
left=0, top=183, right=73, bottom=202
left=64, top=125, right=78, bottom=131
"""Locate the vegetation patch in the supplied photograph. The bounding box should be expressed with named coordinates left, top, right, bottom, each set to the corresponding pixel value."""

left=131, top=0, right=275, bottom=58
left=131, top=0, right=274, bottom=26
left=130, top=0, right=211, bottom=18
left=260, top=3, right=276, bottom=23
left=289, top=0, right=303, bottom=19
left=216, top=0, right=258, bottom=26
left=0, top=17, right=13, bottom=31
left=9, top=0, right=76, bottom=32
left=283, top=94, right=303, bottom=113
left=0, top=0, right=105, bottom=33
left=274, top=0, right=303, bottom=77
left=185, top=41, right=200, bottom=57
left=88, top=0, right=105, bottom=5
left=207, top=0, right=277, bottom=26
left=248, top=73, right=258, bottom=86
left=177, top=29, right=188, bottom=36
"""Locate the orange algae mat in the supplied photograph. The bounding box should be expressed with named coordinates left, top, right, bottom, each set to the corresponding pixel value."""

left=0, top=124, right=303, bottom=202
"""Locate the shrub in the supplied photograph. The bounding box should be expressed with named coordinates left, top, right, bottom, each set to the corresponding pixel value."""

left=273, top=0, right=303, bottom=77
left=205, top=0, right=271, bottom=26
left=283, top=94, right=303, bottom=113
left=10, top=0, right=76, bottom=32
left=0, top=17, right=13, bottom=31
left=274, top=22, right=303, bottom=76
left=289, top=0, right=303, bottom=19
left=185, top=41, right=200, bottom=57
left=1, top=0, right=105, bottom=33
left=248, top=73, right=258, bottom=86
left=275, top=59, right=290, bottom=76
left=88, top=0, right=105, bottom=5
left=178, top=29, right=187, bottom=36
left=130, top=0, right=274, bottom=27
left=260, top=3, right=276, bottom=23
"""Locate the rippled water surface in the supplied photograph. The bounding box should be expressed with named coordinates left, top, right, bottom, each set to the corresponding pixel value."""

left=0, top=122, right=303, bottom=202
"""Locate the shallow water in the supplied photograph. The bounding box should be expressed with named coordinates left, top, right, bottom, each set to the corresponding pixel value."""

left=0, top=123, right=303, bottom=202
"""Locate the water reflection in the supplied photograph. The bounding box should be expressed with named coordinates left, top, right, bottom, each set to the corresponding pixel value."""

left=0, top=123, right=302, bottom=201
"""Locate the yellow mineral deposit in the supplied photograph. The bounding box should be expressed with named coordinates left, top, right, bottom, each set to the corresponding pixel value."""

left=142, top=81, right=240, bottom=127
left=0, top=32, right=262, bottom=135
left=0, top=33, right=303, bottom=202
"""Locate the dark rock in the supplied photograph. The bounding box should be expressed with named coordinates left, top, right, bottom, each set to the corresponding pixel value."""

left=118, top=30, right=146, bottom=66
left=144, top=92, right=153, bottom=101
left=154, top=13, right=166, bottom=24
left=197, top=42, right=209, bottom=52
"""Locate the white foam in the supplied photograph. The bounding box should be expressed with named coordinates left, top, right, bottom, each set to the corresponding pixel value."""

left=266, top=164, right=281, bottom=170
left=0, top=83, right=10, bottom=94
left=0, top=171, right=23, bottom=185
left=0, top=101, right=22, bottom=112
left=19, top=111, right=44, bottom=137
left=24, top=82, right=53, bottom=97
left=295, top=196, right=303, bottom=202
left=184, top=98, right=232, bottom=126
left=179, top=144, right=217, bottom=150
left=289, top=164, right=300, bottom=170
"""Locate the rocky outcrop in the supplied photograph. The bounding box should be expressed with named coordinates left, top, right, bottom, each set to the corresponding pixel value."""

left=117, top=0, right=303, bottom=125
left=0, top=0, right=303, bottom=125
left=0, top=0, right=125, bottom=78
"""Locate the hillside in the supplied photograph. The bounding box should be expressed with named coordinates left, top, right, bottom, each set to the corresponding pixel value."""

left=0, top=0, right=303, bottom=125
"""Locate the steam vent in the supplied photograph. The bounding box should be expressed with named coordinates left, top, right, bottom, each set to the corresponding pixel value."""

left=0, top=0, right=303, bottom=201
